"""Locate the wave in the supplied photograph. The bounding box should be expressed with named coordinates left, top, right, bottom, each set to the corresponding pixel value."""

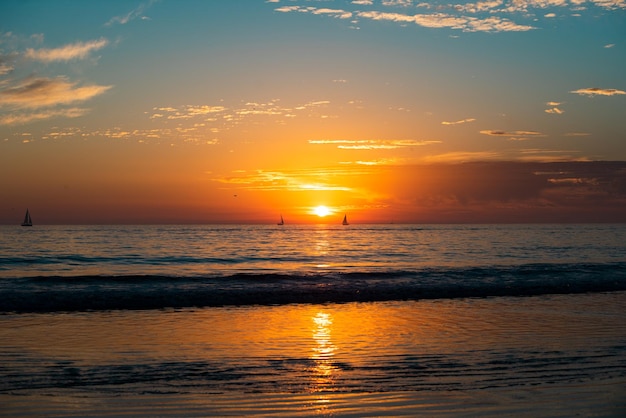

left=1, top=262, right=625, bottom=313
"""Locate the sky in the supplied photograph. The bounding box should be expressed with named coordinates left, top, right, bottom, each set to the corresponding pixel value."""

left=1, top=0, right=625, bottom=224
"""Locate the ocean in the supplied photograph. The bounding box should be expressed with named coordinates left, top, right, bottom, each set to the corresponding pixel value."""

left=1, top=224, right=625, bottom=416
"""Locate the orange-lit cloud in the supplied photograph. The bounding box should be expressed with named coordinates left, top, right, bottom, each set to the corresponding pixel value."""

left=420, top=151, right=503, bottom=163
left=564, top=132, right=591, bottom=137
left=441, top=118, right=476, bottom=125
left=151, top=105, right=227, bottom=120
left=276, top=0, right=625, bottom=36
left=480, top=130, right=544, bottom=140
left=356, top=11, right=535, bottom=32
left=25, top=38, right=108, bottom=62
left=276, top=5, right=535, bottom=32
left=517, top=148, right=589, bottom=162
left=309, top=139, right=441, bottom=149
left=0, top=76, right=112, bottom=110
left=571, top=87, right=626, bottom=96
left=312, top=8, right=353, bottom=19
left=214, top=168, right=357, bottom=192
left=0, top=107, right=87, bottom=126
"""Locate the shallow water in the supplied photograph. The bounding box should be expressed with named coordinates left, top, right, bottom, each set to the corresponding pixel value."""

left=1, top=293, right=625, bottom=417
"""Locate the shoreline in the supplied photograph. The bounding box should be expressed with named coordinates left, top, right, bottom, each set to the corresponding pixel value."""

left=2, top=379, right=625, bottom=417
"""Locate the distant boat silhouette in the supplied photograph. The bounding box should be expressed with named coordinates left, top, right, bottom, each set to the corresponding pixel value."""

left=277, top=214, right=284, bottom=225
left=21, top=209, right=32, bottom=226
left=342, top=214, right=349, bottom=225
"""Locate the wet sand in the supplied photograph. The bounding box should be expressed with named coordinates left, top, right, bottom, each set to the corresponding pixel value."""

left=1, top=292, right=625, bottom=417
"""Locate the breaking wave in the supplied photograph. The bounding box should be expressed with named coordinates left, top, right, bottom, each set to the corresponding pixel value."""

left=2, top=262, right=625, bottom=313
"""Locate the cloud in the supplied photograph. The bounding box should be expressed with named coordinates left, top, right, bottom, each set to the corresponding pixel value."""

left=420, top=151, right=503, bottom=163
left=276, top=5, right=534, bottom=32
left=24, top=38, right=108, bottom=62
left=0, top=107, right=88, bottom=126
left=0, top=76, right=112, bottom=109
left=105, top=0, right=156, bottom=26
left=312, top=8, right=353, bottom=19
left=480, top=130, right=544, bottom=140
left=356, top=10, right=535, bottom=32
left=545, top=107, right=564, bottom=114
left=455, top=0, right=505, bottom=13
left=517, top=148, right=589, bottom=162
left=152, top=105, right=227, bottom=120
left=570, top=87, right=626, bottom=96
left=604, top=43, right=615, bottom=48
left=273, top=0, right=626, bottom=36
left=441, top=118, right=476, bottom=125
left=0, top=64, right=13, bottom=76
left=275, top=6, right=303, bottom=13
left=309, top=139, right=441, bottom=149
left=215, top=169, right=354, bottom=192
left=564, top=132, right=591, bottom=137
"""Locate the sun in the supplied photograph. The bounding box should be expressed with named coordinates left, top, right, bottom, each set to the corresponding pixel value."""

left=313, top=205, right=331, bottom=217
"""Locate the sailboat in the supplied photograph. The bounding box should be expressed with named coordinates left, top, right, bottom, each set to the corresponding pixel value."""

left=21, top=209, right=33, bottom=226
left=277, top=214, right=284, bottom=225
left=342, top=214, right=349, bottom=226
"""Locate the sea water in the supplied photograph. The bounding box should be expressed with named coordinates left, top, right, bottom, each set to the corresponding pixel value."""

left=1, top=224, right=625, bottom=416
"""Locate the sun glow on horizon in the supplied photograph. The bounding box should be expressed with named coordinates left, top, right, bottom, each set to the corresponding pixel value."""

left=313, top=205, right=332, bottom=217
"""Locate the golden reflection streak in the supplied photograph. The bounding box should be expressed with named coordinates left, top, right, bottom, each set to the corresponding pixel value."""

left=310, top=311, right=338, bottom=413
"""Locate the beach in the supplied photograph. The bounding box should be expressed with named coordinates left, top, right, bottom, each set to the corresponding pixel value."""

left=2, top=293, right=625, bottom=417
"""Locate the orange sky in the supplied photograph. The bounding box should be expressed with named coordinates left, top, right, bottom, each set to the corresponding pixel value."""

left=1, top=1, right=625, bottom=224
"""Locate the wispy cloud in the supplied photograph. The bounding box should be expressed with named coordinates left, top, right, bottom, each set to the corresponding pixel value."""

left=215, top=169, right=354, bottom=192
left=309, top=139, right=441, bottom=149
left=480, top=130, right=542, bottom=136
left=312, top=8, right=353, bottom=19
left=480, top=130, right=545, bottom=140
left=0, top=107, right=88, bottom=126
left=356, top=10, right=535, bottom=32
left=276, top=5, right=535, bottom=32
left=151, top=105, right=227, bottom=120
left=0, top=76, right=112, bottom=110
left=149, top=99, right=332, bottom=124
left=545, top=107, right=564, bottom=114
left=0, top=57, right=14, bottom=75
left=420, top=151, right=503, bottom=163
left=571, top=87, right=626, bottom=96
left=274, top=0, right=625, bottom=35
left=105, top=0, right=156, bottom=27
left=564, top=132, right=591, bottom=137
left=25, top=38, right=108, bottom=62
left=442, top=118, right=476, bottom=125
left=517, top=148, right=589, bottom=162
